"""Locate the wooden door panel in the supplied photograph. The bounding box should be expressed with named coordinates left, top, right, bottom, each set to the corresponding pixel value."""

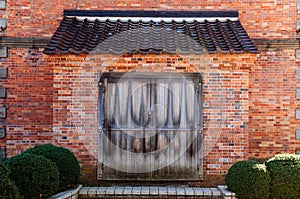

left=98, top=73, right=203, bottom=181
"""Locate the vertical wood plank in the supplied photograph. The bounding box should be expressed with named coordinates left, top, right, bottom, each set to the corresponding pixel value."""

left=99, top=73, right=203, bottom=180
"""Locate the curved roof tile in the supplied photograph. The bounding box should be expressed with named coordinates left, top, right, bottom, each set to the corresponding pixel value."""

left=43, top=10, right=258, bottom=55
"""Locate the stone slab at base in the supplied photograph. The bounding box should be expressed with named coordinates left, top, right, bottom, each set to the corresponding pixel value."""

left=47, top=185, right=82, bottom=199
left=79, top=186, right=221, bottom=199
left=48, top=185, right=236, bottom=199
left=217, top=185, right=237, bottom=199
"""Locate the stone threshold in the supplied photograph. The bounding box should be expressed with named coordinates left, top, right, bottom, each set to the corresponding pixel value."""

left=47, top=185, right=236, bottom=199
left=79, top=186, right=224, bottom=199
left=47, top=185, right=82, bottom=199
left=218, top=185, right=237, bottom=199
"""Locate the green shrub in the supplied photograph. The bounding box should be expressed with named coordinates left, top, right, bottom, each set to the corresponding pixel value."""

left=265, top=154, right=300, bottom=199
left=5, top=153, right=59, bottom=198
left=225, top=160, right=270, bottom=199
left=25, top=144, right=80, bottom=191
left=0, top=162, right=19, bottom=199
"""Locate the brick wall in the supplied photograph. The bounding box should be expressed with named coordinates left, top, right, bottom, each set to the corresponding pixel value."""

left=249, top=48, right=299, bottom=158
left=45, top=53, right=256, bottom=183
left=5, top=46, right=299, bottom=184
left=0, top=0, right=298, bottom=39
left=0, top=36, right=299, bottom=186
left=0, top=46, right=294, bottom=184
left=0, top=48, right=53, bottom=156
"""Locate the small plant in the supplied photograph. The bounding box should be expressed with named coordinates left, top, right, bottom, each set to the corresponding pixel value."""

left=225, top=160, right=270, bottom=199
left=25, top=144, right=80, bottom=191
left=5, top=153, right=59, bottom=198
left=265, top=154, right=300, bottom=199
left=0, top=161, right=19, bottom=199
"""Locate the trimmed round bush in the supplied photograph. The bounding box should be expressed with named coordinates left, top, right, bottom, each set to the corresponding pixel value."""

left=0, top=162, right=19, bottom=199
left=5, top=153, right=59, bottom=198
left=25, top=144, right=80, bottom=191
left=225, top=160, right=270, bottom=199
left=265, top=154, right=300, bottom=199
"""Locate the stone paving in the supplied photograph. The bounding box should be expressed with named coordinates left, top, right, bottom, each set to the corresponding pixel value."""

left=79, top=186, right=222, bottom=199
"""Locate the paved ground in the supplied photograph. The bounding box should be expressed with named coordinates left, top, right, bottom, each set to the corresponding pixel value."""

left=79, top=186, right=222, bottom=199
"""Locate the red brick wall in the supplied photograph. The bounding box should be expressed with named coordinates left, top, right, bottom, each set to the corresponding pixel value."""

left=0, top=48, right=53, bottom=156
left=3, top=44, right=299, bottom=184
left=1, top=41, right=299, bottom=185
left=45, top=53, right=256, bottom=182
left=0, top=0, right=298, bottom=39
left=249, top=49, right=298, bottom=158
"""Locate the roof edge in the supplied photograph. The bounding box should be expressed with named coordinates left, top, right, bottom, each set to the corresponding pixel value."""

left=63, top=10, right=239, bottom=18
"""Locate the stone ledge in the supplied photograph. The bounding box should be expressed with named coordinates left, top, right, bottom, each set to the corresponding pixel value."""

left=0, top=37, right=48, bottom=48
left=0, top=0, right=5, bottom=10
left=1, top=37, right=300, bottom=50
left=79, top=186, right=221, bottom=199
left=47, top=185, right=82, bottom=199
left=253, top=39, right=300, bottom=49
left=217, top=185, right=237, bottom=199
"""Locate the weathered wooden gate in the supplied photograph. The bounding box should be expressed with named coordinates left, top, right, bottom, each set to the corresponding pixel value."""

left=98, top=73, right=203, bottom=181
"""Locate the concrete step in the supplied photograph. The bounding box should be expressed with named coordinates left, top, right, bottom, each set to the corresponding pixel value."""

left=79, top=186, right=221, bottom=199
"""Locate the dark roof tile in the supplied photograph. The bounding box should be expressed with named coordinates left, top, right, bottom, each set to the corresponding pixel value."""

left=44, top=10, right=258, bottom=55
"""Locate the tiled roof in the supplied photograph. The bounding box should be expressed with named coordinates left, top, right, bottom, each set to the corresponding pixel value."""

left=43, top=10, right=258, bottom=55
